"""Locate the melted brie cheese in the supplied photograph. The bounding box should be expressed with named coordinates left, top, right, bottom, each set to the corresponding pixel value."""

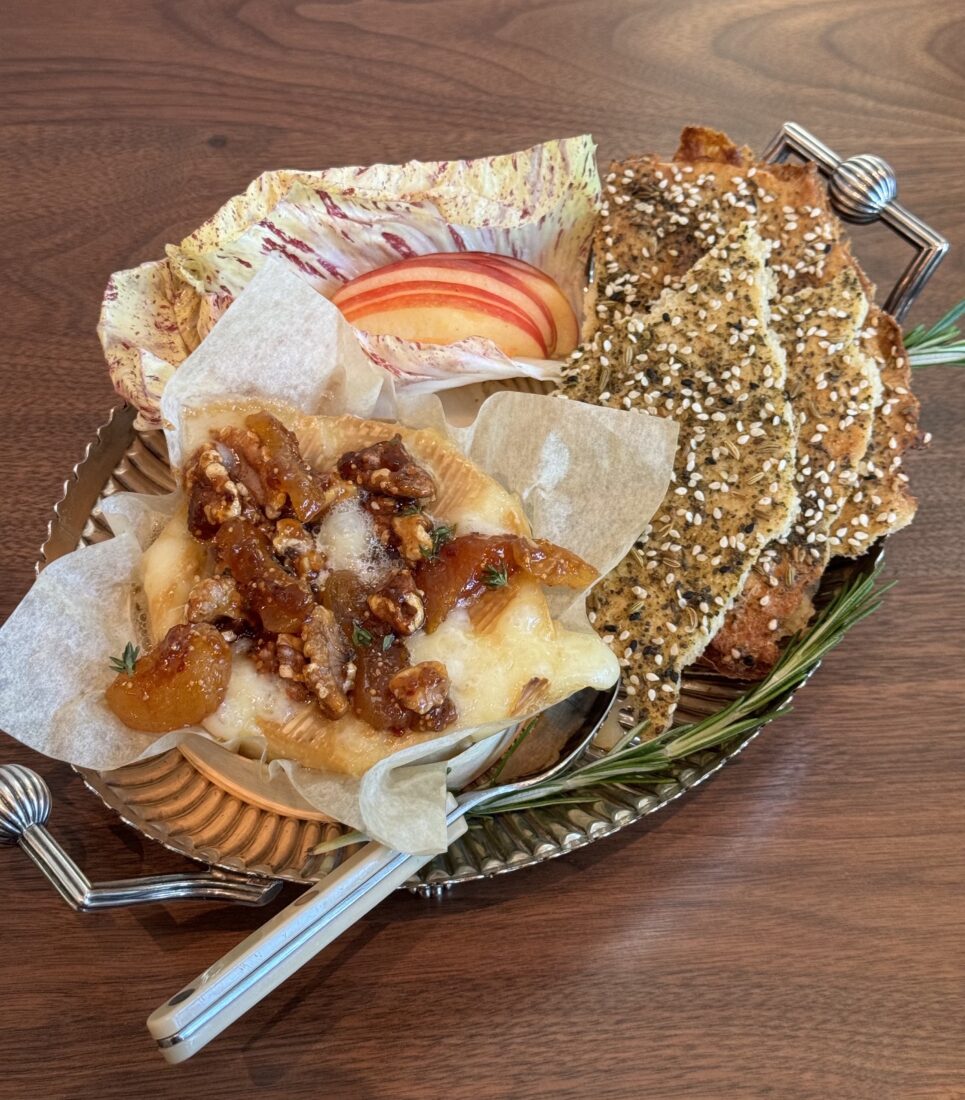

left=407, top=583, right=618, bottom=726
left=314, top=499, right=390, bottom=585
left=143, top=401, right=620, bottom=779
left=141, top=504, right=209, bottom=640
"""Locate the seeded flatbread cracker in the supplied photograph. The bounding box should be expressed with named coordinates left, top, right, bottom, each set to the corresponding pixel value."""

left=559, top=223, right=798, bottom=732
left=704, top=253, right=880, bottom=677
left=592, top=126, right=841, bottom=325
left=831, top=307, right=923, bottom=556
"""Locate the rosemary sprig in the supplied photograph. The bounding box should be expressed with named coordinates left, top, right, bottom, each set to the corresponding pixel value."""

left=109, top=642, right=140, bottom=676
left=472, top=566, right=890, bottom=816
left=905, top=300, right=965, bottom=368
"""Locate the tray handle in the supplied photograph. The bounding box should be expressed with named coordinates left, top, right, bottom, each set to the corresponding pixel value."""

left=762, top=120, right=948, bottom=321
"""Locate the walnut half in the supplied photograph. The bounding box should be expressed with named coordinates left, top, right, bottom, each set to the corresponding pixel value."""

left=302, top=605, right=352, bottom=718
left=367, top=571, right=425, bottom=635
left=388, top=661, right=450, bottom=715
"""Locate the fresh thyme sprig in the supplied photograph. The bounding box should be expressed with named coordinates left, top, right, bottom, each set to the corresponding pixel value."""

left=472, top=566, right=890, bottom=816
left=421, top=523, right=456, bottom=560
left=109, top=642, right=140, bottom=676
left=482, top=563, right=509, bottom=588
left=905, top=300, right=965, bottom=369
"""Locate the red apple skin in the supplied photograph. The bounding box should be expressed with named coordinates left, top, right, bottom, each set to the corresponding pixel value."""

left=341, top=292, right=547, bottom=359
left=465, top=253, right=580, bottom=355
left=340, top=281, right=549, bottom=356
left=332, top=256, right=557, bottom=354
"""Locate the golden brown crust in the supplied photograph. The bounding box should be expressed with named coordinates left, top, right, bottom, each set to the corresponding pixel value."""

left=703, top=257, right=878, bottom=678
left=673, top=125, right=752, bottom=167
left=831, top=308, right=923, bottom=556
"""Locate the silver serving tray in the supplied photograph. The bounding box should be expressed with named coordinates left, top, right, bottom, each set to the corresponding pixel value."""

left=39, top=122, right=935, bottom=896
left=38, top=404, right=878, bottom=895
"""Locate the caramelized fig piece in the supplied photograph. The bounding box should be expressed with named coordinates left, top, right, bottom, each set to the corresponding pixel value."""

left=337, top=436, right=436, bottom=500
left=322, top=570, right=373, bottom=644
left=415, top=534, right=597, bottom=632
left=352, top=638, right=414, bottom=731
left=105, top=624, right=231, bottom=733
left=214, top=518, right=314, bottom=633
left=509, top=538, right=598, bottom=589
left=245, top=411, right=328, bottom=523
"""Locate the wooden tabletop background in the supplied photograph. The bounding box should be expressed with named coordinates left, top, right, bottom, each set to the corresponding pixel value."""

left=1, top=2, right=962, bottom=1097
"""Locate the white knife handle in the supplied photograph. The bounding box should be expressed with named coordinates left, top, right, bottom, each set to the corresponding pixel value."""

left=148, top=816, right=466, bottom=1064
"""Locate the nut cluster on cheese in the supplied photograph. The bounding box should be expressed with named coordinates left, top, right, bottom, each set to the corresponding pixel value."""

left=106, top=405, right=616, bottom=777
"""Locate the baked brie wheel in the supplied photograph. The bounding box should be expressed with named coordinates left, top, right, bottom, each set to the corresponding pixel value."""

left=107, top=399, right=618, bottom=778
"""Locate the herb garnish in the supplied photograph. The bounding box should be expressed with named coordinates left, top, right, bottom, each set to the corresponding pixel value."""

left=473, top=566, right=890, bottom=816
left=421, top=523, right=456, bottom=560
left=482, top=564, right=509, bottom=588
left=906, top=300, right=965, bottom=369
left=381, top=633, right=396, bottom=652
left=109, top=642, right=140, bottom=676
left=352, top=622, right=373, bottom=648
left=398, top=503, right=424, bottom=517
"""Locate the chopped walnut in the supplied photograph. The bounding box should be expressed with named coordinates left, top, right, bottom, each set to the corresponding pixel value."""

left=302, top=606, right=352, bottom=718
left=217, top=427, right=287, bottom=518
left=185, top=444, right=243, bottom=540
left=388, top=661, right=450, bottom=715
left=367, top=571, right=425, bottom=635
left=316, top=471, right=358, bottom=513
left=186, top=574, right=247, bottom=625
left=275, top=632, right=305, bottom=681
left=272, top=519, right=326, bottom=581
left=337, top=436, right=436, bottom=500
left=391, top=512, right=434, bottom=562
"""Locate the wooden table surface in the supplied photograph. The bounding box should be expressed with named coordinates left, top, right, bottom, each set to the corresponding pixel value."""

left=1, top=2, right=962, bottom=1097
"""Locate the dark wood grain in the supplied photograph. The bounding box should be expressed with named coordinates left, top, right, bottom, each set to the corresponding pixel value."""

left=1, top=1, right=963, bottom=1097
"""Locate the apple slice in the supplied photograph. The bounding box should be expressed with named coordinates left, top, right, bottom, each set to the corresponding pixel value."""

left=332, top=255, right=557, bottom=355
left=465, top=252, right=580, bottom=355
left=341, top=291, right=547, bottom=359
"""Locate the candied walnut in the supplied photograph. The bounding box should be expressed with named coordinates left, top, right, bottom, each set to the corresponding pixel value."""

left=185, top=444, right=243, bottom=540
left=216, top=428, right=284, bottom=515
left=105, top=624, right=231, bottom=733
left=272, top=519, right=326, bottom=581
left=214, top=518, right=315, bottom=633
left=246, top=411, right=328, bottom=522
left=391, top=512, right=433, bottom=562
left=275, top=632, right=306, bottom=682
left=367, top=571, right=425, bottom=635
left=337, top=436, right=436, bottom=500
left=413, top=697, right=458, bottom=733
left=316, top=471, right=358, bottom=512
left=186, top=574, right=246, bottom=626
left=302, top=606, right=352, bottom=718
left=388, top=661, right=450, bottom=715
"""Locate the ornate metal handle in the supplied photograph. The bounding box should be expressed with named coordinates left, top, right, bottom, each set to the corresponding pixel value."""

left=762, top=121, right=948, bottom=321
left=0, top=764, right=281, bottom=910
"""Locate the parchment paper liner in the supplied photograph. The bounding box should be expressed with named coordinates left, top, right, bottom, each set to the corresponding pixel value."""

left=0, top=262, right=677, bottom=854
